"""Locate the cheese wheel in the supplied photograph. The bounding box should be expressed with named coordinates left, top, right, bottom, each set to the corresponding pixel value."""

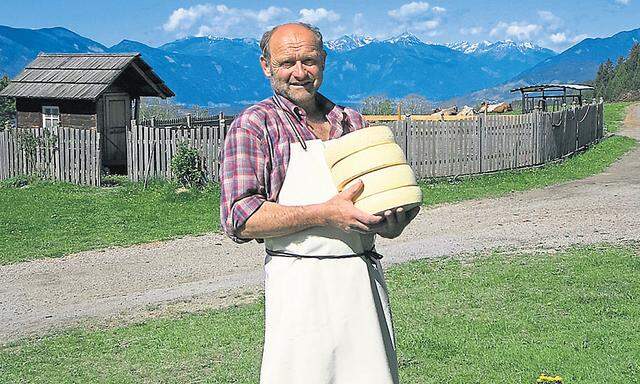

left=343, top=164, right=417, bottom=200
left=324, top=125, right=396, bottom=168
left=332, top=143, right=406, bottom=190
left=354, top=185, right=423, bottom=215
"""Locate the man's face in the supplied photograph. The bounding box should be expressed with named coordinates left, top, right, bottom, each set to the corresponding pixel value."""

left=261, top=25, right=326, bottom=105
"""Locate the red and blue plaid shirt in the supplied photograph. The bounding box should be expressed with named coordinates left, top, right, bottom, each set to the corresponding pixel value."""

left=219, top=93, right=367, bottom=243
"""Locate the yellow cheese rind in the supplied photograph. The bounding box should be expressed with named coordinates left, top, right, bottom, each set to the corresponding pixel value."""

left=354, top=185, right=423, bottom=215
left=343, top=164, right=417, bottom=199
left=324, top=125, right=396, bottom=168
left=332, top=143, right=406, bottom=190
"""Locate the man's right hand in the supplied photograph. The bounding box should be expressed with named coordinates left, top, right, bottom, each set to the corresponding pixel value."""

left=321, top=180, right=384, bottom=234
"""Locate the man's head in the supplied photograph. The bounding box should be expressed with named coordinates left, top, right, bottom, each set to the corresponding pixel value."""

left=260, top=23, right=327, bottom=106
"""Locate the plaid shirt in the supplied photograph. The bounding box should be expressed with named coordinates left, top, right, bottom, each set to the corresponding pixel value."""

left=219, top=93, right=367, bottom=243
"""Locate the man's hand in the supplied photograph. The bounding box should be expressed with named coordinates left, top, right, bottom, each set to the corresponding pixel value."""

left=322, top=180, right=383, bottom=234
left=374, top=205, right=421, bottom=239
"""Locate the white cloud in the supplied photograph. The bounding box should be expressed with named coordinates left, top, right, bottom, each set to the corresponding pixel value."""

left=388, top=2, right=430, bottom=20
left=163, top=3, right=291, bottom=38
left=490, top=21, right=542, bottom=40
left=537, top=10, right=563, bottom=31
left=549, top=32, right=566, bottom=43
left=460, top=26, right=484, bottom=35
left=299, top=8, right=340, bottom=24
left=615, top=0, right=630, bottom=4
left=414, top=19, right=440, bottom=31
left=164, top=4, right=214, bottom=32
left=432, top=6, right=446, bottom=13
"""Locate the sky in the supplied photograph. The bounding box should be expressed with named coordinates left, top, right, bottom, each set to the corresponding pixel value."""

left=1, top=0, right=638, bottom=52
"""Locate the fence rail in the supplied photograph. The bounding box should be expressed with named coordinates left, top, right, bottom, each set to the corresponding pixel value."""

left=0, top=126, right=101, bottom=186
left=139, top=113, right=233, bottom=129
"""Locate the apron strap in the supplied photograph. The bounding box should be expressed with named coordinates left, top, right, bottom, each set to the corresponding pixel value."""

left=266, top=247, right=383, bottom=261
left=272, top=95, right=308, bottom=151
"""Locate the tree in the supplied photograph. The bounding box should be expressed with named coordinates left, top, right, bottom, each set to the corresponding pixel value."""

left=360, top=95, right=396, bottom=115
left=0, top=75, right=16, bottom=128
left=594, top=43, right=640, bottom=102
left=594, top=59, right=614, bottom=100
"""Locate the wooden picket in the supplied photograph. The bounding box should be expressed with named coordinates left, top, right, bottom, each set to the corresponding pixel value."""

left=0, top=126, right=101, bottom=186
left=126, top=122, right=226, bottom=183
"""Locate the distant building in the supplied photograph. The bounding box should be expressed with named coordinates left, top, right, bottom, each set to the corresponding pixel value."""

left=0, top=53, right=174, bottom=172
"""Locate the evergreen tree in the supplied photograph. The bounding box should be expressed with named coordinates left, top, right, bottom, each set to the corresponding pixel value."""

left=0, top=75, right=16, bottom=128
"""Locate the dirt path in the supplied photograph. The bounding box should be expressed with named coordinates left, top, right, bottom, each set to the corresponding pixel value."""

left=2, top=104, right=639, bottom=344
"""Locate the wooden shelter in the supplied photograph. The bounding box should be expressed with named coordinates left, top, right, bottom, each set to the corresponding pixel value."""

left=510, top=84, right=594, bottom=113
left=0, top=53, right=174, bottom=172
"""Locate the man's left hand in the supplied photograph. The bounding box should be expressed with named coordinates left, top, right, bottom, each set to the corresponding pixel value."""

left=374, top=206, right=421, bottom=239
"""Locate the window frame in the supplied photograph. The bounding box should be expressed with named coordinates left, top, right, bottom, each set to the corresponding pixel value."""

left=42, top=105, right=60, bottom=129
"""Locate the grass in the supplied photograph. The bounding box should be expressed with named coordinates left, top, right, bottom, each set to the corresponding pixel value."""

left=0, top=102, right=636, bottom=265
left=604, top=101, right=633, bottom=133
left=419, top=134, right=636, bottom=206
left=0, top=178, right=219, bottom=265
left=1, top=243, right=638, bottom=383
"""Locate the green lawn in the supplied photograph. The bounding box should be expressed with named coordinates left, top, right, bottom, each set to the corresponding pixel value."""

left=1, top=243, right=638, bottom=383
left=0, top=179, right=219, bottom=265
left=0, top=103, right=636, bottom=264
left=604, top=101, right=633, bottom=133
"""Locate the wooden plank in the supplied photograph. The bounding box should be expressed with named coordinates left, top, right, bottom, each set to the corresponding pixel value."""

left=155, top=127, right=161, bottom=178
left=96, top=131, right=102, bottom=186
left=213, top=124, right=220, bottom=182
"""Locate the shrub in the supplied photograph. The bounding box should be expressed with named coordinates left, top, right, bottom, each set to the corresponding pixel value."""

left=170, top=141, right=205, bottom=188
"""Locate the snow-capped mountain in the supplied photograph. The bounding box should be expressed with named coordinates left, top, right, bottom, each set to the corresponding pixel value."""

left=383, top=32, right=425, bottom=46
left=4, top=24, right=635, bottom=108
left=325, top=34, right=375, bottom=52
left=447, top=40, right=553, bottom=56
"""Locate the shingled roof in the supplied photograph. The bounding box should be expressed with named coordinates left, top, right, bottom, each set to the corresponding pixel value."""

left=0, top=53, right=174, bottom=100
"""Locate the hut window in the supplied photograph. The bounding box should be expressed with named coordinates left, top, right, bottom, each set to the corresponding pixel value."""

left=42, top=106, right=60, bottom=128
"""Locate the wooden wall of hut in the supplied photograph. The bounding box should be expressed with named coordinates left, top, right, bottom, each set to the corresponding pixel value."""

left=16, top=98, right=97, bottom=130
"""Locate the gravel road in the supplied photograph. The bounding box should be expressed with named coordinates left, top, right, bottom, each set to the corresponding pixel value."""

left=1, top=104, right=639, bottom=344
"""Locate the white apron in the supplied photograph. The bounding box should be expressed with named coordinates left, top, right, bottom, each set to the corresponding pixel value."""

left=260, top=131, right=400, bottom=384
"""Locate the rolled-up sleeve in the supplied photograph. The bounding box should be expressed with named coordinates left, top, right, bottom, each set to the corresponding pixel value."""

left=219, top=111, right=269, bottom=243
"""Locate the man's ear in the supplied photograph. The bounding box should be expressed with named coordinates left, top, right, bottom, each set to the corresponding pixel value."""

left=260, top=56, right=272, bottom=77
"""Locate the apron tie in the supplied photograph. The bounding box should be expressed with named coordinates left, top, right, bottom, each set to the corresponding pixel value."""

left=266, top=247, right=383, bottom=261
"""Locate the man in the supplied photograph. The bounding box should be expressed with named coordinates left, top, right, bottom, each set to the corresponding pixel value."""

left=220, top=22, right=419, bottom=384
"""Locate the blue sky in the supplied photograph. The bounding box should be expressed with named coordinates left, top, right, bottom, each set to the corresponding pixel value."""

left=1, top=0, right=638, bottom=51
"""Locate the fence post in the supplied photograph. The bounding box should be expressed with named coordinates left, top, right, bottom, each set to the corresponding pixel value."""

left=404, top=115, right=410, bottom=165
left=219, top=112, right=226, bottom=135
left=150, top=117, right=155, bottom=127
left=478, top=114, right=483, bottom=173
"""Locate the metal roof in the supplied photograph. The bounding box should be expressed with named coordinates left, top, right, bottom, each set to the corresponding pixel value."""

left=0, top=53, right=174, bottom=100
left=510, top=84, right=595, bottom=93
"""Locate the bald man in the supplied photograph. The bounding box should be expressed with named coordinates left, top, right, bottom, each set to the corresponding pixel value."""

left=220, top=22, right=418, bottom=384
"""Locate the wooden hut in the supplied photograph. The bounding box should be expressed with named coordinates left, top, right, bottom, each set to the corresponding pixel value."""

left=0, top=53, right=174, bottom=173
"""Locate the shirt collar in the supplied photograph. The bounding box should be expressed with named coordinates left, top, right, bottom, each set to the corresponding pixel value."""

left=272, top=92, right=349, bottom=138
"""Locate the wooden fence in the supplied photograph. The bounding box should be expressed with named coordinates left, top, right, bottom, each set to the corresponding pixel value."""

left=388, top=102, right=603, bottom=179
left=0, top=126, right=101, bottom=186
left=139, top=113, right=234, bottom=129
left=127, top=120, right=226, bottom=183
left=0, top=103, right=604, bottom=186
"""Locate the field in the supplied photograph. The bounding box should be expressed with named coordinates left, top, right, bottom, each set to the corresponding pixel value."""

left=1, top=243, right=638, bottom=383
left=0, top=102, right=636, bottom=265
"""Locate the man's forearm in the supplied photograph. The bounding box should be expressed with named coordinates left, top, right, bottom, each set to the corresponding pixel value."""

left=236, top=201, right=328, bottom=240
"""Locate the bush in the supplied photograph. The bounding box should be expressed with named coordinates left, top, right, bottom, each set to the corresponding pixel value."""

left=170, top=142, right=205, bottom=188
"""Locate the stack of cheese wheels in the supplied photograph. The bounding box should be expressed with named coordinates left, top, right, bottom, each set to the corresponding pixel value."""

left=324, top=125, right=422, bottom=215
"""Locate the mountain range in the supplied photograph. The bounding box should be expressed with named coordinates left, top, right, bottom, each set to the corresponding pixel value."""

left=0, top=25, right=639, bottom=109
